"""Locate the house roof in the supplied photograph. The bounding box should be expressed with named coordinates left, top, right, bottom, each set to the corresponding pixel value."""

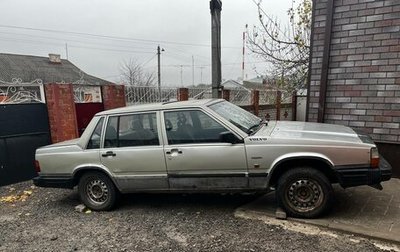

left=0, top=53, right=111, bottom=85
left=245, top=76, right=264, bottom=84
left=222, top=79, right=249, bottom=90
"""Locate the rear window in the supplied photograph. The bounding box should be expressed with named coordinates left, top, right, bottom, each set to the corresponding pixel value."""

left=87, top=117, right=104, bottom=149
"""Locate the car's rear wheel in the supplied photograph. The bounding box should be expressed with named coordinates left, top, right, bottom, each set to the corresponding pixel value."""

left=78, top=171, right=117, bottom=211
left=276, top=167, right=333, bottom=218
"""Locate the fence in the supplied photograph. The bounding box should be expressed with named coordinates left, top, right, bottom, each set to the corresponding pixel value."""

left=124, top=86, right=296, bottom=121
left=126, top=86, right=178, bottom=105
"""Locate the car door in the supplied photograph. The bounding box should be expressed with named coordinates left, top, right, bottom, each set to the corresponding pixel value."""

left=162, top=109, right=248, bottom=190
left=100, top=111, right=168, bottom=192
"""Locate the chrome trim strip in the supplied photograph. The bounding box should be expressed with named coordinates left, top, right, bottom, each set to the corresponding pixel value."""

left=168, top=173, right=247, bottom=178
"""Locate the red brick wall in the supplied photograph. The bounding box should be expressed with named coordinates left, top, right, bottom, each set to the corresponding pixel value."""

left=177, top=88, right=189, bottom=101
left=102, top=85, right=126, bottom=110
left=45, top=83, right=78, bottom=143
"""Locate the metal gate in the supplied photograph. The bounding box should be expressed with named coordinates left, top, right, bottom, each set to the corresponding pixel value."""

left=73, top=85, right=104, bottom=135
left=0, top=79, right=50, bottom=186
left=75, top=103, right=104, bottom=135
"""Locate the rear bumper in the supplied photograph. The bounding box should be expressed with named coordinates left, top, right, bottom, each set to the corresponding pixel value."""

left=33, top=175, right=74, bottom=189
left=336, top=157, right=392, bottom=188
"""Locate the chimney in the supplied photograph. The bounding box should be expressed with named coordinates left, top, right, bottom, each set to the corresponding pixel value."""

left=49, top=53, right=61, bottom=64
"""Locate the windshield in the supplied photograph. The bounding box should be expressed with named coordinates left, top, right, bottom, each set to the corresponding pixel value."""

left=209, top=101, right=261, bottom=134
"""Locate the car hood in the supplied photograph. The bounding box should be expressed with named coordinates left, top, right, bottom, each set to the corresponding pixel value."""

left=255, top=121, right=362, bottom=144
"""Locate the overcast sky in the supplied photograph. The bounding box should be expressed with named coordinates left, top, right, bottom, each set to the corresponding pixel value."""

left=0, top=0, right=292, bottom=86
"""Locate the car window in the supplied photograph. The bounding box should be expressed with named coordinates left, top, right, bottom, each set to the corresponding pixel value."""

left=104, top=116, right=118, bottom=148
left=104, top=113, right=159, bottom=148
left=87, top=117, right=104, bottom=149
left=164, top=110, right=228, bottom=145
left=209, top=101, right=261, bottom=133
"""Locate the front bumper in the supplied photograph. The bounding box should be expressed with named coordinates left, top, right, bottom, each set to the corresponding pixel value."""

left=33, top=175, right=74, bottom=189
left=336, top=157, right=392, bottom=188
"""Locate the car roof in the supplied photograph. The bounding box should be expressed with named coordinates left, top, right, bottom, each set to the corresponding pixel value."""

left=96, top=98, right=224, bottom=116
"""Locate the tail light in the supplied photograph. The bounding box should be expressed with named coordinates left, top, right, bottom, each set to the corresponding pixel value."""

left=34, top=160, right=41, bottom=173
left=370, top=147, right=379, bottom=168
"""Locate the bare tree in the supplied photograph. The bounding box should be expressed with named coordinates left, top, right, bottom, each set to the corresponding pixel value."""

left=247, top=0, right=312, bottom=91
left=120, top=59, right=156, bottom=86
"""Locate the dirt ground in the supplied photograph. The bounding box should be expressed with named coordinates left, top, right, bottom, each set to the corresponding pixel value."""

left=0, top=181, right=395, bottom=252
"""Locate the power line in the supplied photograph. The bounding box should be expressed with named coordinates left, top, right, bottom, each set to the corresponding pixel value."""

left=145, top=60, right=266, bottom=68
left=0, top=24, right=241, bottom=49
left=0, top=31, right=212, bottom=64
left=0, top=31, right=156, bottom=51
left=140, top=53, right=157, bottom=67
left=70, top=44, right=153, bottom=54
left=165, top=44, right=210, bottom=62
left=0, top=36, right=154, bottom=54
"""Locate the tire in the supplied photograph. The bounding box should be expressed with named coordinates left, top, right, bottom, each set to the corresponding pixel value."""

left=78, top=171, right=118, bottom=211
left=276, top=167, right=333, bottom=218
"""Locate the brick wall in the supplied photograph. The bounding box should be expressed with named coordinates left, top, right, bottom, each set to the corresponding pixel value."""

left=308, top=0, right=400, bottom=142
left=45, top=83, right=78, bottom=143
left=102, top=85, right=126, bottom=110
left=177, top=88, right=189, bottom=101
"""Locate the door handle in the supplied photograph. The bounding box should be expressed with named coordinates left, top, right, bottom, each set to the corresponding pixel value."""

left=102, top=151, right=116, bottom=157
left=166, top=149, right=183, bottom=155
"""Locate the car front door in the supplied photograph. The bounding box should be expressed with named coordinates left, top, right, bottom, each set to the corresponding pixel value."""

left=162, top=109, right=248, bottom=190
left=100, top=112, right=168, bottom=192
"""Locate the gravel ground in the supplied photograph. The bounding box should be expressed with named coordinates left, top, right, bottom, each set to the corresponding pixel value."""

left=0, top=181, right=393, bottom=252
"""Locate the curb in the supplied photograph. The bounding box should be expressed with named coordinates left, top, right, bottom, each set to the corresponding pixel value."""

left=234, top=207, right=400, bottom=245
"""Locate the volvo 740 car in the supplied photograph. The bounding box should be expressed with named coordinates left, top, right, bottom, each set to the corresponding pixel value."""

left=33, top=99, right=392, bottom=218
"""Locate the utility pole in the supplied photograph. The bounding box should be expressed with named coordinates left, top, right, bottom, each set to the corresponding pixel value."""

left=157, top=45, right=164, bottom=101
left=192, top=55, right=195, bottom=86
left=210, top=0, right=222, bottom=98
left=242, top=28, right=246, bottom=81
left=197, top=66, right=205, bottom=84
left=180, top=65, right=184, bottom=86
left=173, top=65, right=190, bottom=86
left=65, top=43, right=69, bottom=60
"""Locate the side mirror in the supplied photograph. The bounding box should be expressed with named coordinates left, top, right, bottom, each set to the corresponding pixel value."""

left=220, top=131, right=241, bottom=144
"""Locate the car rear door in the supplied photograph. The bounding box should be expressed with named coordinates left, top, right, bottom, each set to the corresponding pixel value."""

left=162, top=109, right=248, bottom=190
left=100, top=111, right=168, bottom=192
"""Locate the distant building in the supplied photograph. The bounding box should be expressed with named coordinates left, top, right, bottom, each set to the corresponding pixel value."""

left=243, top=76, right=265, bottom=90
left=0, top=53, right=111, bottom=85
left=222, top=79, right=249, bottom=90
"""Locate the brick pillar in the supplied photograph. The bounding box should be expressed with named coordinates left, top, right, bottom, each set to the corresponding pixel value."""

left=45, top=83, right=78, bottom=143
left=102, top=85, right=126, bottom=110
left=177, top=88, right=189, bottom=101
left=276, top=91, right=282, bottom=120
left=251, top=90, right=260, bottom=116
left=222, top=89, right=230, bottom=101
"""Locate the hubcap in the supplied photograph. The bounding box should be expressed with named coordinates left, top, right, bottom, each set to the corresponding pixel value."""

left=86, top=179, right=109, bottom=205
left=286, top=179, right=323, bottom=213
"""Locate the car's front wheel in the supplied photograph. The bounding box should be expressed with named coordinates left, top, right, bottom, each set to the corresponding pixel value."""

left=276, top=167, right=333, bottom=218
left=78, top=171, right=117, bottom=211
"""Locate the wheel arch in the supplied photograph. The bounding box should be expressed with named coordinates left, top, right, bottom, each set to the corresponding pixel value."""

left=267, top=155, right=338, bottom=188
left=72, top=166, right=121, bottom=191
